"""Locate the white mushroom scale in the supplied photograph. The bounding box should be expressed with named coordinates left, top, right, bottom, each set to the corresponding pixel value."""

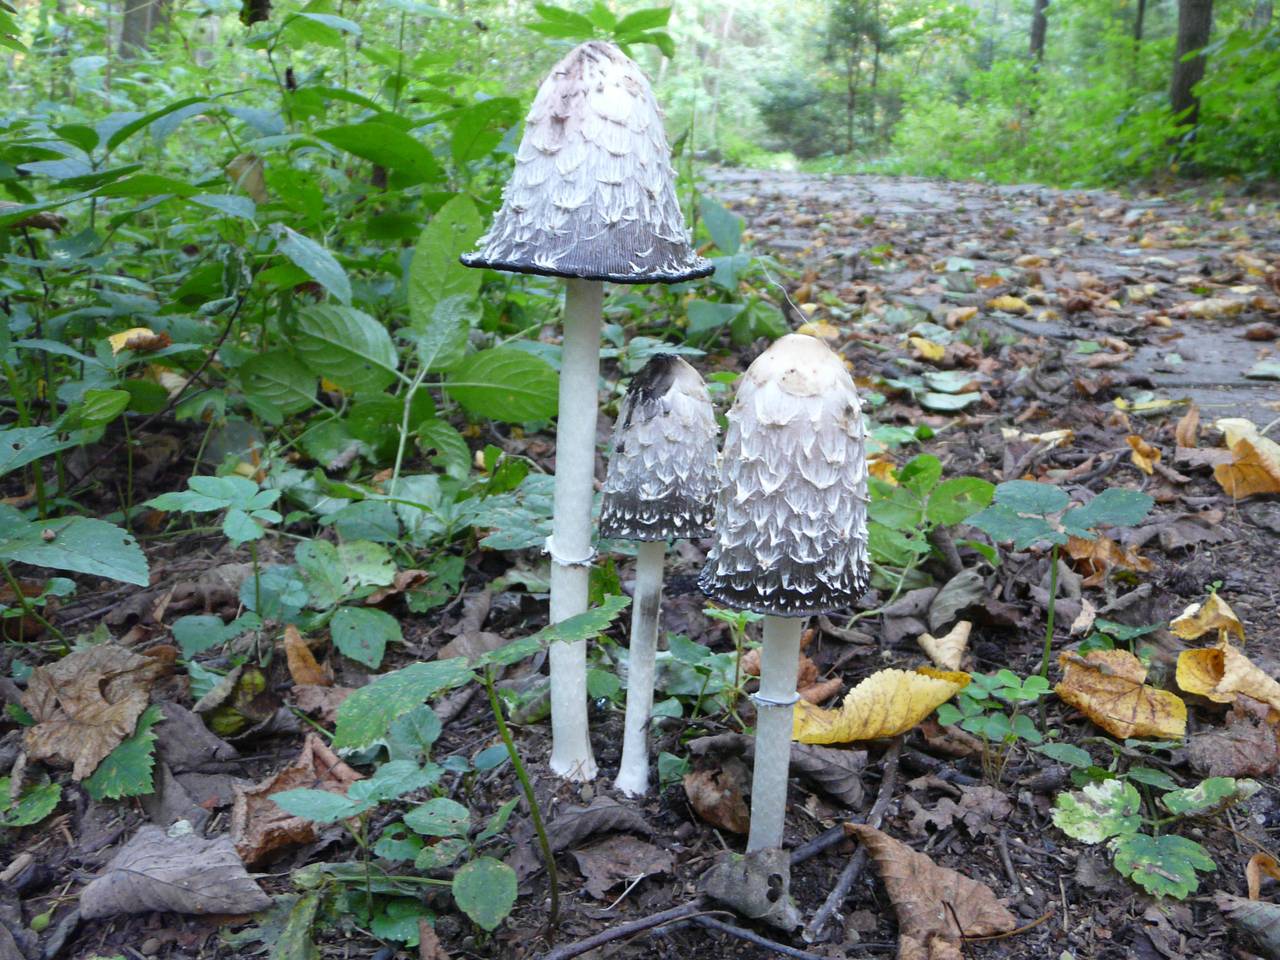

left=700, top=334, right=870, bottom=852
left=600, top=354, right=718, bottom=797
left=462, top=42, right=711, bottom=781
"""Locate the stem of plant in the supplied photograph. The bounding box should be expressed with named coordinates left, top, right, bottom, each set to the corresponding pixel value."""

left=1039, top=543, right=1060, bottom=679
left=0, top=560, right=59, bottom=642
left=391, top=366, right=429, bottom=495
left=747, top=615, right=804, bottom=853
left=484, top=666, right=559, bottom=931
left=615, top=539, right=665, bottom=798
left=547, top=278, right=603, bottom=781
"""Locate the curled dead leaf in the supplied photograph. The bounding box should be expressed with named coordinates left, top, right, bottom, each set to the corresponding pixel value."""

left=1249, top=852, right=1280, bottom=901
left=847, top=823, right=1018, bottom=960
left=1177, top=640, right=1280, bottom=716
left=1175, top=404, right=1200, bottom=449
left=284, top=625, right=332, bottom=687
left=683, top=760, right=751, bottom=834
left=793, top=668, right=970, bottom=745
left=799, top=677, right=844, bottom=704
left=1170, top=593, right=1246, bottom=645
left=1056, top=650, right=1187, bottom=740
left=1066, top=535, right=1153, bottom=588
left=1126, top=435, right=1161, bottom=475
left=917, top=621, right=972, bottom=672
left=1213, top=418, right=1280, bottom=499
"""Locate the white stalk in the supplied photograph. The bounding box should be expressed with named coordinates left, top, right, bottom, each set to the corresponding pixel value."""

left=614, top=539, right=666, bottom=797
left=548, top=278, right=604, bottom=781
left=747, top=615, right=804, bottom=852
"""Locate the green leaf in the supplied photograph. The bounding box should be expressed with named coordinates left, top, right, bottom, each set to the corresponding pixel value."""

left=1126, top=767, right=1180, bottom=791
left=1061, top=488, right=1155, bottom=536
left=418, top=418, right=471, bottom=481
left=615, top=6, right=671, bottom=33
left=415, top=837, right=468, bottom=870
left=0, top=779, right=60, bottom=827
left=920, top=391, right=981, bottom=411
left=482, top=595, right=630, bottom=668
left=452, top=857, right=517, bottom=931
left=332, top=658, right=474, bottom=749
left=476, top=796, right=519, bottom=842
left=315, top=122, right=443, bottom=185
left=927, top=477, right=996, bottom=527
left=0, top=427, right=82, bottom=478
left=223, top=508, right=267, bottom=546
left=294, top=305, right=399, bottom=392
left=1034, top=742, right=1093, bottom=769
left=405, top=797, right=471, bottom=837
left=347, top=759, right=440, bottom=806
left=330, top=606, right=401, bottom=670
left=270, top=787, right=358, bottom=824
left=412, top=295, right=476, bottom=373
left=1161, top=777, right=1260, bottom=817
left=374, top=823, right=424, bottom=862
left=275, top=892, right=321, bottom=960
left=450, top=99, right=520, bottom=166
left=172, top=613, right=260, bottom=658
left=84, top=705, right=162, bottom=801
left=386, top=704, right=442, bottom=764
left=1111, top=833, right=1214, bottom=898
left=444, top=348, right=558, bottom=422
left=106, top=96, right=209, bottom=151
left=698, top=196, right=742, bottom=254
left=1051, top=778, right=1142, bottom=844
left=0, top=513, right=149, bottom=586
left=966, top=503, right=1065, bottom=549
left=409, top=195, right=483, bottom=333
left=75, top=389, right=130, bottom=430
left=993, top=480, right=1069, bottom=516
left=271, top=225, right=351, bottom=306
left=685, top=300, right=744, bottom=338
left=239, top=351, right=316, bottom=417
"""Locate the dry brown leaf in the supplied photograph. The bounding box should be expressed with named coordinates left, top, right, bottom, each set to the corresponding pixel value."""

left=847, top=823, right=1017, bottom=960
left=1188, top=711, right=1280, bottom=778
left=418, top=919, right=450, bottom=960
left=1065, top=535, right=1153, bottom=588
left=1170, top=593, right=1246, bottom=644
left=1056, top=650, right=1187, bottom=740
left=1176, top=640, right=1280, bottom=715
left=1217, top=893, right=1280, bottom=957
left=683, top=761, right=751, bottom=834
left=917, top=621, right=972, bottom=671
left=945, top=306, right=978, bottom=329
left=1248, top=853, right=1280, bottom=901
left=22, top=644, right=169, bottom=779
left=289, top=684, right=353, bottom=723
left=798, top=677, right=844, bottom=704
left=1213, top=418, right=1280, bottom=499
left=793, top=668, right=970, bottom=745
left=1126, top=435, right=1161, bottom=475
left=365, top=569, right=432, bottom=605
left=1175, top=404, right=1200, bottom=449
left=231, top=733, right=362, bottom=864
left=570, top=835, right=675, bottom=899
left=284, top=625, right=331, bottom=687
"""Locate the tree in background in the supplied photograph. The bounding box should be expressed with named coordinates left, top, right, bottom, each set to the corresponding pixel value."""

left=826, top=0, right=887, bottom=152
left=1030, top=0, right=1050, bottom=60
left=1170, top=0, right=1215, bottom=128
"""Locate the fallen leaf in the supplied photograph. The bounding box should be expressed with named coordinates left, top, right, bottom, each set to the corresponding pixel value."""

left=793, top=668, right=970, bottom=745
left=1070, top=597, right=1097, bottom=636
left=570, top=835, right=675, bottom=899
left=868, top=455, right=898, bottom=484
left=1179, top=297, right=1245, bottom=319
left=231, top=733, right=362, bottom=865
left=1249, top=853, right=1280, bottom=901
left=418, top=919, right=451, bottom=960
left=987, top=294, right=1030, bottom=314
left=1056, top=650, right=1187, bottom=740
left=284, top=625, right=331, bottom=687
left=1213, top=418, right=1280, bottom=498
left=795, top=319, right=841, bottom=341
left=80, top=824, right=272, bottom=918
left=1188, top=711, right=1280, bottom=778
left=21, top=644, right=169, bottom=779
left=1170, top=593, right=1246, bottom=644
left=908, top=337, right=946, bottom=362
left=945, top=306, right=977, bottom=329
left=1175, top=405, right=1200, bottom=448
left=798, top=677, right=843, bottom=704
left=366, top=569, right=432, bottom=605
left=544, top=797, right=650, bottom=852
left=1126, top=435, right=1161, bottom=475
left=290, top=684, right=353, bottom=723
left=683, top=761, right=751, bottom=834
left=917, top=621, right=972, bottom=671
left=1065, top=535, right=1153, bottom=587
left=848, top=823, right=1017, bottom=959
left=1176, top=640, right=1280, bottom=715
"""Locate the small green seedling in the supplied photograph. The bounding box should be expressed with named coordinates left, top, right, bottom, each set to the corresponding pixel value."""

left=937, top=669, right=1049, bottom=780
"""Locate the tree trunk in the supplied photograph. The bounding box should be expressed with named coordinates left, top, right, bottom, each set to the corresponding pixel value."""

left=119, top=0, right=154, bottom=57
left=1169, top=0, right=1214, bottom=127
left=1251, top=0, right=1272, bottom=27
left=1030, top=0, right=1049, bottom=60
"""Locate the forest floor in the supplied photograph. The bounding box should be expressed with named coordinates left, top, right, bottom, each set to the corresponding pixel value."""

left=4, top=170, right=1280, bottom=960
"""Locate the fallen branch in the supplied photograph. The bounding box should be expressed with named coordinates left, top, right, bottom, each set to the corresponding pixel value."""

left=693, top=914, right=893, bottom=958
left=538, top=899, right=707, bottom=960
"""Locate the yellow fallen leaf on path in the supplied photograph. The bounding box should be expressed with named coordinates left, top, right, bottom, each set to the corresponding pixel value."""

left=987, top=294, right=1030, bottom=314
left=1170, top=593, right=1246, bottom=645
left=1126, top=435, right=1161, bottom=475
left=1177, top=640, right=1280, bottom=716
left=1212, top=418, right=1280, bottom=499
left=907, top=337, right=946, bottom=362
left=796, top=320, right=841, bottom=341
left=918, top=621, right=972, bottom=672
left=1056, top=650, right=1187, bottom=740
left=793, top=668, right=969, bottom=744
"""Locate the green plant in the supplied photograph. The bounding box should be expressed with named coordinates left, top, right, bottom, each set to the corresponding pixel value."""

left=1052, top=775, right=1258, bottom=898
left=967, top=482, right=1154, bottom=677
left=936, top=670, right=1049, bottom=781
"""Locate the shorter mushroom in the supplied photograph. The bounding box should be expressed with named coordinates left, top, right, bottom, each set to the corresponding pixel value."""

left=699, top=334, right=869, bottom=852
left=600, top=354, right=718, bottom=797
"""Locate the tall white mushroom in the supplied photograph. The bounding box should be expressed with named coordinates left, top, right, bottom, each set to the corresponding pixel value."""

left=462, top=42, right=711, bottom=780
left=699, top=334, right=870, bottom=852
left=600, top=354, right=718, bottom=797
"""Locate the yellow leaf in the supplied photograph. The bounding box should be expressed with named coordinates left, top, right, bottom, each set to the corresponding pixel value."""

left=1065, top=535, right=1152, bottom=588
left=1001, top=427, right=1074, bottom=448
left=1170, top=593, right=1246, bottom=644
left=986, top=295, right=1030, bottom=314
left=792, top=668, right=969, bottom=744
left=1113, top=396, right=1186, bottom=414
left=1175, top=404, right=1200, bottom=449
left=1177, top=640, right=1280, bottom=716
left=917, top=621, right=971, bottom=672
left=1056, top=650, right=1187, bottom=740
left=1126, top=435, right=1161, bottom=475
left=868, top=455, right=898, bottom=485
left=108, top=327, right=167, bottom=355
left=796, top=320, right=840, bottom=341
left=906, top=337, right=945, bottom=362
left=1185, top=297, right=1245, bottom=319
left=944, top=306, right=977, bottom=329
left=1211, top=418, right=1280, bottom=499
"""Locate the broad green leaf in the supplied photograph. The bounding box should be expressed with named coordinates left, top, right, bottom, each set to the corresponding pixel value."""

left=347, top=759, right=440, bottom=805
left=412, top=295, right=476, bottom=372
left=294, top=305, right=399, bottom=392
left=1033, top=742, right=1093, bottom=768
left=339, top=541, right=396, bottom=588
left=444, top=348, right=558, bottom=422
left=920, top=391, right=981, bottom=411
left=315, top=122, right=443, bottom=185
left=414, top=837, right=468, bottom=870
left=0, top=779, right=60, bottom=827
left=452, top=857, right=517, bottom=931
left=1051, top=778, right=1142, bottom=844
left=1062, top=488, right=1155, bottom=536
left=84, top=705, right=162, bottom=800
left=386, top=704, right=442, bottom=763
left=898, top=454, right=942, bottom=497
left=1161, top=777, right=1260, bottom=817
left=698, top=196, right=742, bottom=254
left=239, top=351, right=316, bottom=417
left=993, top=479, right=1069, bottom=516
left=275, top=892, right=321, bottom=960
left=409, top=195, right=483, bottom=331
left=106, top=96, right=209, bottom=151
left=450, top=99, right=520, bottom=166
left=966, top=503, right=1065, bottom=549
left=1126, top=767, right=1179, bottom=791
left=270, top=787, right=359, bottom=824
left=482, top=594, right=630, bottom=668
left=330, top=606, right=401, bottom=669
left=418, top=418, right=471, bottom=480
left=615, top=6, right=671, bottom=32
left=332, top=658, right=473, bottom=749
left=374, top=823, right=424, bottom=862
left=927, top=477, right=995, bottom=526
left=271, top=225, right=351, bottom=305
left=0, top=514, right=148, bottom=586
left=222, top=507, right=267, bottom=546
left=172, top=613, right=261, bottom=658
left=404, top=797, right=470, bottom=837
left=295, top=540, right=348, bottom=609
left=1111, top=833, right=1214, bottom=899
left=0, top=427, right=82, bottom=478
left=685, top=300, right=744, bottom=337
left=76, top=388, right=130, bottom=429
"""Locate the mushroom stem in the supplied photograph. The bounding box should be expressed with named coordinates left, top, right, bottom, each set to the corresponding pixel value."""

left=747, top=615, right=804, bottom=852
left=614, top=538, right=666, bottom=797
left=547, top=277, right=604, bottom=782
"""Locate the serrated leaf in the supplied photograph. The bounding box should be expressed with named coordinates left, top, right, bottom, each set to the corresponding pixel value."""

left=415, top=837, right=468, bottom=870
left=1161, top=776, right=1260, bottom=816
left=332, top=658, right=473, bottom=749
left=270, top=787, right=359, bottom=824
left=294, top=305, right=399, bottom=392
left=481, top=595, right=631, bottom=668
left=418, top=418, right=471, bottom=480
left=330, top=606, right=401, bottom=670
left=0, top=779, right=61, bottom=826
left=926, top=476, right=995, bottom=526
left=443, top=348, right=558, bottom=422
left=1111, top=833, right=1214, bottom=898
left=1051, top=778, right=1142, bottom=843
left=84, top=704, right=162, bottom=801
left=966, top=503, right=1064, bottom=549
left=315, top=122, right=443, bottom=185
left=993, top=479, right=1069, bottom=515
left=452, top=857, right=517, bottom=931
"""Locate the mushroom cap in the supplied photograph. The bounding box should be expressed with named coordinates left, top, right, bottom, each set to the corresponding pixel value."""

left=460, top=41, right=713, bottom=285
left=600, top=354, right=719, bottom=541
left=699, top=334, right=870, bottom=617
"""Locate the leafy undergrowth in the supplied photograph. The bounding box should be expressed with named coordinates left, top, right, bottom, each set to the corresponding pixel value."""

left=3, top=167, right=1280, bottom=960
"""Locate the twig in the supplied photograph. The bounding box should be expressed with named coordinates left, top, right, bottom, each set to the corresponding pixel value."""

left=538, top=900, right=707, bottom=960
left=996, top=828, right=1020, bottom=891
left=803, top=738, right=903, bottom=943
left=789, top=825, right=847, bottom=865
left=694, top=915, right=892, bottom=958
